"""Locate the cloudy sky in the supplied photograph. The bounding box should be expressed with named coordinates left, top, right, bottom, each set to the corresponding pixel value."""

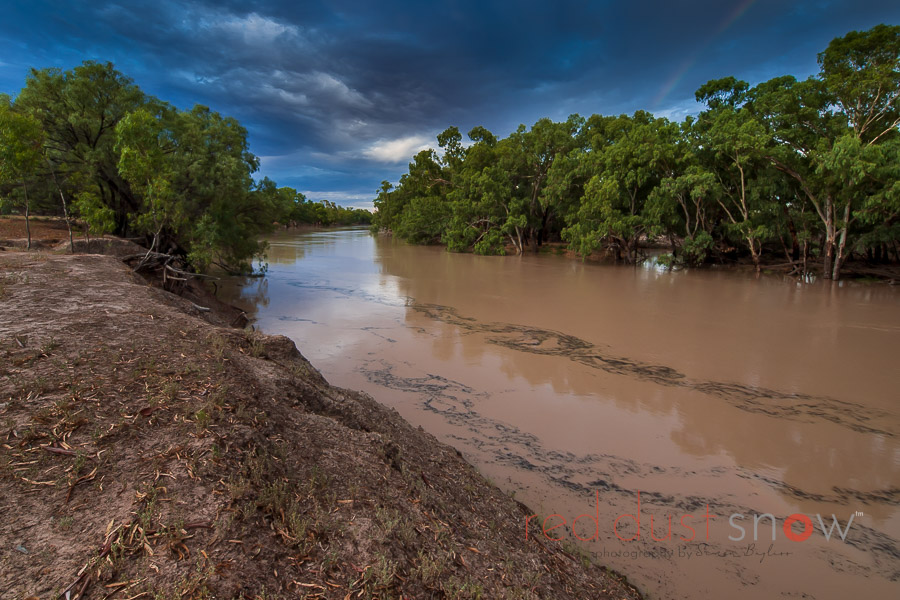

left=2, top=1, right=898, bottom=208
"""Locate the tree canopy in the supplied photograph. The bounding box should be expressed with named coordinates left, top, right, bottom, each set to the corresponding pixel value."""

left=372, top=25, right=900, bottom=280
left=0, top=61, right=370, bottom=273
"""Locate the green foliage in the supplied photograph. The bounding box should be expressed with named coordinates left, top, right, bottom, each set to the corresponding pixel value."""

left=72, top=191, right=115, bottom=236
left=473, top=228, right=507, bottom=255
left=564, top=111, right=680, bottom=261
left=3, top=60, right=364, bottom=273
left=681, top=230, right=715, bottom=266
left=394, top=195, right=448, bottom=244
left=15, top=61, right=146, bottom=222
left=372, top=24, right=900, bottom=279
left=115, top=109, right=184, bottom=250
left=0, top=103, right=43, bottom=202
left=107, top=102, right=273, bottom=271
left=273, top=183, right=372, bottom=227
left=0, top=102, right=44, bottom=247
left=818, top=24, right=900, bottom=143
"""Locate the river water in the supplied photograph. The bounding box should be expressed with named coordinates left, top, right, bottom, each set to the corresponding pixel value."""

left=220, top=227, right=899, bottom=599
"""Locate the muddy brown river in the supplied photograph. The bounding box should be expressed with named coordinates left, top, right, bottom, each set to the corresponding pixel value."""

left=220, top=227, right=899, bottom=599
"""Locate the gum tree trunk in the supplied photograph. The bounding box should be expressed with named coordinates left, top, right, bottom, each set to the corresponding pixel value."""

left=23, top=182, right=31, bottom=250
left=831, top=203, right=851, bottom=281
left=822, top=196, right=835, bottom=279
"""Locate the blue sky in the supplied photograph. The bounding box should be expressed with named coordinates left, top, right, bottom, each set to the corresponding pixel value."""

left=1, top=1, right=898, bottom=209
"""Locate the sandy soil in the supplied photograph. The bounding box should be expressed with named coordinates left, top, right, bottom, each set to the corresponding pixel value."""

left=0, top=248, right=643, bottom=599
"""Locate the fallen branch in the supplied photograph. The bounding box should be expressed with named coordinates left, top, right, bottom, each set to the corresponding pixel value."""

left=165, top=264, right=219, bottom=280
left=42, top=445, right=97, bottom=461
left=764, top=260, right=805, bottom=269
left=66, top=466, right=98, bottom=503
left=121, top=251, right=175, bottom=263
left=122, top=251, right=177, bottom=274
left=843, top=265, right=900, bottom=280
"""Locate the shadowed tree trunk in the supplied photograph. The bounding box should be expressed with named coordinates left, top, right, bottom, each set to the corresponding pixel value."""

left=23, top=183, right=31, bottom=250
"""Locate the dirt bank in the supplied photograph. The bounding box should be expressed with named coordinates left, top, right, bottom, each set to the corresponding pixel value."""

left=0, top=249, right=642, bottom=599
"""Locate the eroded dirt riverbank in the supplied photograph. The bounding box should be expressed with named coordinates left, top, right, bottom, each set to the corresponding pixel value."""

left=0, top=250, right=643, bottom=598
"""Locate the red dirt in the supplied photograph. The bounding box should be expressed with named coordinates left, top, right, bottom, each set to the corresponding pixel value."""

left=0, top=217, right=73, bottom=243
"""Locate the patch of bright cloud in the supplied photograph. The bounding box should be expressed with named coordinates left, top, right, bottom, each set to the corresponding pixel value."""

left=362, top=135, right=432, bottom=163
left=209, top=12, right=299, bottom=45
left=302, top=71, right=371, bottom=109
left=266, top=83, right=309, bottom=106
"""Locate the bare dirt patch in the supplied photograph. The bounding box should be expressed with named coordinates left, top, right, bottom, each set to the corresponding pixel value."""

left=0, top=216, right=72, bottom=244
left=0, top=251, right=643, bottom=599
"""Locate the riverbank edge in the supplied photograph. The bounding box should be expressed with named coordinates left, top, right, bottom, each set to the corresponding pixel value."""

left=0, top=246, right=644, bottom=599
left=369, top=227, right=900, bottom=283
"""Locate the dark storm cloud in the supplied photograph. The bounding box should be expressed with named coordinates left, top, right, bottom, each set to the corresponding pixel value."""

left=1, top=0, right=898, bottom=207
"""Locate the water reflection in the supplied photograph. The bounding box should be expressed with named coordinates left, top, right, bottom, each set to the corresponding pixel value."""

left=225, top=275, right=270, bottom=312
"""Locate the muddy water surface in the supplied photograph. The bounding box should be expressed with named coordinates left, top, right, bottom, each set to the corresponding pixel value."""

left=221, top=227, right=899, bottom=599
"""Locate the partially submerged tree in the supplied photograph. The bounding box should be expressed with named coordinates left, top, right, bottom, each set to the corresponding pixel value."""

left=695, top=80, right=774, bottom=270
left=748, top=24, right=900, bottom=279
left=373, top=24, right=900, bottom=280
left=564, top=112, right=680, bottom=263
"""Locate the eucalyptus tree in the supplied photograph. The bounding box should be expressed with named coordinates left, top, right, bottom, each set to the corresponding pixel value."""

left=443, top=126, right=513, bottom=254
left=394, top=148, right=452, bottom=244
left=113, top=103, right=271, bottom=272
left=167, top=105, right=268, bottom=272
left=372, top=180, right=401, bottom=231
left=15, top=61, right=148, bottom=234
left=643, top=117, right=721, bottom=265
left=503, top=116, right=583, bottom=251
left=747, top=24, right=900, bottom=279
left=693, top=79, right=777, bottom=269
left=817, top=23, right=900, bottom=278
left=0, top=102, right=43, bottom=248
left=251, top=177, right=299, bottom=225
left=563, top=111, right=680, bottom=263
left=372, top=25, right=899, bottom=273
left=115, top=108, right=181, bottom=255
left=371, top=144, right=452, bottom=244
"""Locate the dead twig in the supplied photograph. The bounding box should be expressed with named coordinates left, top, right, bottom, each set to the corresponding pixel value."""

left=165, top=264, right=219, bottom=280
left=66, top=466, right=98, bottom=503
